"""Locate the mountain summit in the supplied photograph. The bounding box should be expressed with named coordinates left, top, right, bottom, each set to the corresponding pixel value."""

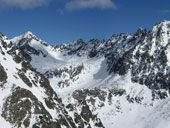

left=0, top=20, right=169, bottom=128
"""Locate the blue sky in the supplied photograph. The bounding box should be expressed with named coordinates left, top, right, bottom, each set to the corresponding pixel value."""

left=0, top=0, right=170, bottom=44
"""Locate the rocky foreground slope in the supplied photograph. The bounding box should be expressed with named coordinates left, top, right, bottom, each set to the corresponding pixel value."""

left=0, top=20, right=169, bottom=128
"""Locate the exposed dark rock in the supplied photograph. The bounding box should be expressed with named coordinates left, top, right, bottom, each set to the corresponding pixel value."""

left=0, top=64, right=7, bottom=86
left=18, top=71, right=32, bottom=87
left=2, top=87, right=52, bottom=128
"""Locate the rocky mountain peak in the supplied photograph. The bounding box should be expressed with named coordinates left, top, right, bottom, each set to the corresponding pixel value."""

left=23, top=31, right=37, bottom=39
left=152, top=20, right=170, bottom=36
left=68, top=38, right=85, bottom=46
left=0, top=32, right=8, bottom=40
left=153, top=20, right=170, bottom=28
left=11, top=31, right=48, bottom=48
left=135, top=27, right=147, bottom=36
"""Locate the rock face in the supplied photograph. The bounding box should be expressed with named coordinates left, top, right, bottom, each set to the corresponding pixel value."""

left=0, top=64, right=7, bottom=85
left=0, top=20, right=169, bottom=128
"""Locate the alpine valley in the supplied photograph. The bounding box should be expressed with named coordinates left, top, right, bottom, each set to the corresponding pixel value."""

left=0, top=20, right=170, bottom=128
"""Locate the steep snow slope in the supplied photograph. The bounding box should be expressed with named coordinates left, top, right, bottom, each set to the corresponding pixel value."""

left=8, top=20, right=170, bottom=128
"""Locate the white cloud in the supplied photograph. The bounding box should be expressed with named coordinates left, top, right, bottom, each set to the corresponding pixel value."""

left=0, top=0, right=49, bottom=9
left=65, top=0, right=116, bottom=11
left=160, top=10, right=170, bottom=14
left=0, top=0, right=116, bottom=11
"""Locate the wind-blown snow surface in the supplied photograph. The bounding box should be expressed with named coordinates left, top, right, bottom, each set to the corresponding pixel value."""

left=5, top=20, right=170, bottom=128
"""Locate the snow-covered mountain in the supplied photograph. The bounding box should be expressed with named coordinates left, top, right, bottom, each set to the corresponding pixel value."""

left=0, top=20, right=169, bottom=128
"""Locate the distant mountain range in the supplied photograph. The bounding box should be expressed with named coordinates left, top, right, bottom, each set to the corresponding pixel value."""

left=0, top=20, right=169, bottom=128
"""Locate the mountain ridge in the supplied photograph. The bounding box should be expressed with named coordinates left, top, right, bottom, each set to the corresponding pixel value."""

left=0, top=20, right=169, bottom=128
